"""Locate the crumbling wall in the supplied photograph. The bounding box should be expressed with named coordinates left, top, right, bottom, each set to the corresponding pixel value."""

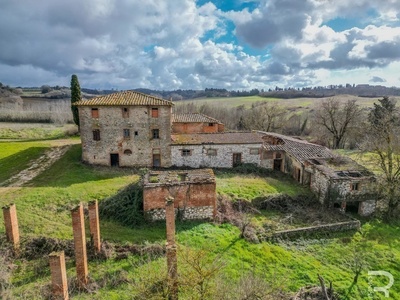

left=143, top=182, right=216, bottom=221
left=310, top=168, right=330, bottom=204
left=270, top=220, right=361, bottom=240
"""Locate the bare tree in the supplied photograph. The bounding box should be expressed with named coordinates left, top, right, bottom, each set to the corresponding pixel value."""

left=179, top=245, right=225, bottom=300
left=242, top=102, right=286, bottom=132
left=362, top=97, right=400, bottom=219
left=314, top=98, right=363, bottom=149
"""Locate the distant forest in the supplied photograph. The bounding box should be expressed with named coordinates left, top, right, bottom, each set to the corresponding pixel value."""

left=2, top=81, right=400, bottom=100
left=82, top=84, right=400, bottom=100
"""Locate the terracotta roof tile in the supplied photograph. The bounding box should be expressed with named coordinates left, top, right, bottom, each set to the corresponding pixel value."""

left=74, top=90, right=173, bottom=106
left=171, top=132, right=264, bottom=145
left=172, top=113, right=222, bottom=124
left=258, top=131, right=335, bottom=162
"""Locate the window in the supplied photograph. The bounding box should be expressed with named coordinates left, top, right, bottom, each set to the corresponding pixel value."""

left=208, top=123, right=214, bottom=127
left=207, top=149, right=217, bottom=156
left=152, top=129, right=160, bottom=139
left=151, top=107, right=159, bottom=118
left=91, top=108, right=99, bottom=118
left=250, top=148, right=259, bottom=155
left=351, top=183, right=359, bottom=191
left=178, top=173, right=187, bottom=181
left=123, top=129, right=130, bottom=139
left=134, top=131, right=138, bottom=136
left=122, top=107, right=129, bottom=118
left=92, top=129, right=100, bottom=141
left=124, top=149, right=132, bottom=155
left=182, top=149, right=191, bottom=156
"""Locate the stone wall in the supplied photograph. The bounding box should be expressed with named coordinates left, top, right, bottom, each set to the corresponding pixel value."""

left=269, top=220, right=360, bottom=240
left=310, top=167, right=376, bottom=215
left=145, top=206, right=214, bottom=221
left=328, top=177, right=376, bottom=202
left=79, top=105, right=172, bottom=167
left=310, top=167, right=330, bottom=204
left=143, top=182, right=216, bottom=221
left=171, top=143, right=262, bottom=168
left=359, top=200, right=376, bottom=216
left=260, top=150, right=285, bottom=170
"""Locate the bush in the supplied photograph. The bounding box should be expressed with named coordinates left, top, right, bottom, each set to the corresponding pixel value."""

left=99, top=183, right=144, bottom=226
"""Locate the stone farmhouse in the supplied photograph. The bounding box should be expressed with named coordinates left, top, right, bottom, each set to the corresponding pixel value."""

left=74, top=90, right=376, bottom=216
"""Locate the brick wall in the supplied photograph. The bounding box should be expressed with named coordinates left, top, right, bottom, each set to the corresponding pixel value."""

left=143, top=182, right=216, bottom=220
left=172, top=122, right=223, bottom=134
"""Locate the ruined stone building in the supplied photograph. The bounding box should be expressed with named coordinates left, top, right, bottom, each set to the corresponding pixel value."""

left=75, top=91, right=376, bottom=216
left=142, top=169, right=216, bottom=220
left=260, top=132, right=376, bottom=215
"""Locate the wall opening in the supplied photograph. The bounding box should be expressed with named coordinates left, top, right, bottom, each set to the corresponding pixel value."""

left=151, top=107, right=159, bottom=118
left=345, top=202, right=360, bottom=214
left=233, top=153, right=242, bottom=167
left=91, top=108, right=99, bottom=118
left=153, top=154, right=161, bottom=167
left=273, top=159, right=282, bottom=171
left=110, top=153, right=119, bottom=167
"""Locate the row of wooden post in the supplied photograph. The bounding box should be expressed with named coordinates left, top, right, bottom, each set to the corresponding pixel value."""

left=2, top=201, right=101, bottom=300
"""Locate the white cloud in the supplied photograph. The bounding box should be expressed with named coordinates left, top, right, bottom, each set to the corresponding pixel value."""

left=0, top=0, right=400, bottom=90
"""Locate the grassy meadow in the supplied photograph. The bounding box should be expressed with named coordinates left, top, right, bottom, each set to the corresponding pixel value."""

left=175, top=94, right=399, bottom=109
left=0, top=138, right=399, bottom=299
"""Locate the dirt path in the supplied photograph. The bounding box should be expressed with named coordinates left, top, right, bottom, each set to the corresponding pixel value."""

left=0, top=139, right=80, bottom=190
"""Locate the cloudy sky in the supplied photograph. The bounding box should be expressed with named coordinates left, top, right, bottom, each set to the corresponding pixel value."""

left=1, top=0, right=400, bottom=90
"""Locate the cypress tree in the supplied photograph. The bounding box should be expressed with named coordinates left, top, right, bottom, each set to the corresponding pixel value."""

left=70, top=74, right=81, bottom=127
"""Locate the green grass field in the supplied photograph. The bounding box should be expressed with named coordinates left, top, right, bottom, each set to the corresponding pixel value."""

left=0, top=140, right=399, bottom=299
left=176, top=94, right=395, bottom=109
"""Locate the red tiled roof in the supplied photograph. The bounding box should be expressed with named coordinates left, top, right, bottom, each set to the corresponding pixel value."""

left=171, top=132, right=264, bottom=145
left=172, top=113, right=222, bottom=124
left=74, top=90, right=173, bottom=106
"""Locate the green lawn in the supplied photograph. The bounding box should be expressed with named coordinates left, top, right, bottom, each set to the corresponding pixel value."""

left=0, top=140, right=50, bottom=183
left=1, top=141, right=399, bottom=299
left=216, top=172, right=310, bottom=199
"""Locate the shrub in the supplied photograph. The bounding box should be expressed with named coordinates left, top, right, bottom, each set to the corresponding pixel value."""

left=99, top=183, right=144, bottom=226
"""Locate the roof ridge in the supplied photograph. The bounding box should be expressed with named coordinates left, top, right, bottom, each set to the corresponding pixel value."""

left=74, top=90, right=174, bottom=106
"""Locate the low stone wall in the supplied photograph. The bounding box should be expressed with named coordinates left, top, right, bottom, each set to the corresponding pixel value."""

left=145, top=206, right=214, bottom=221
left=268, top=220, right=360, bottom=241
